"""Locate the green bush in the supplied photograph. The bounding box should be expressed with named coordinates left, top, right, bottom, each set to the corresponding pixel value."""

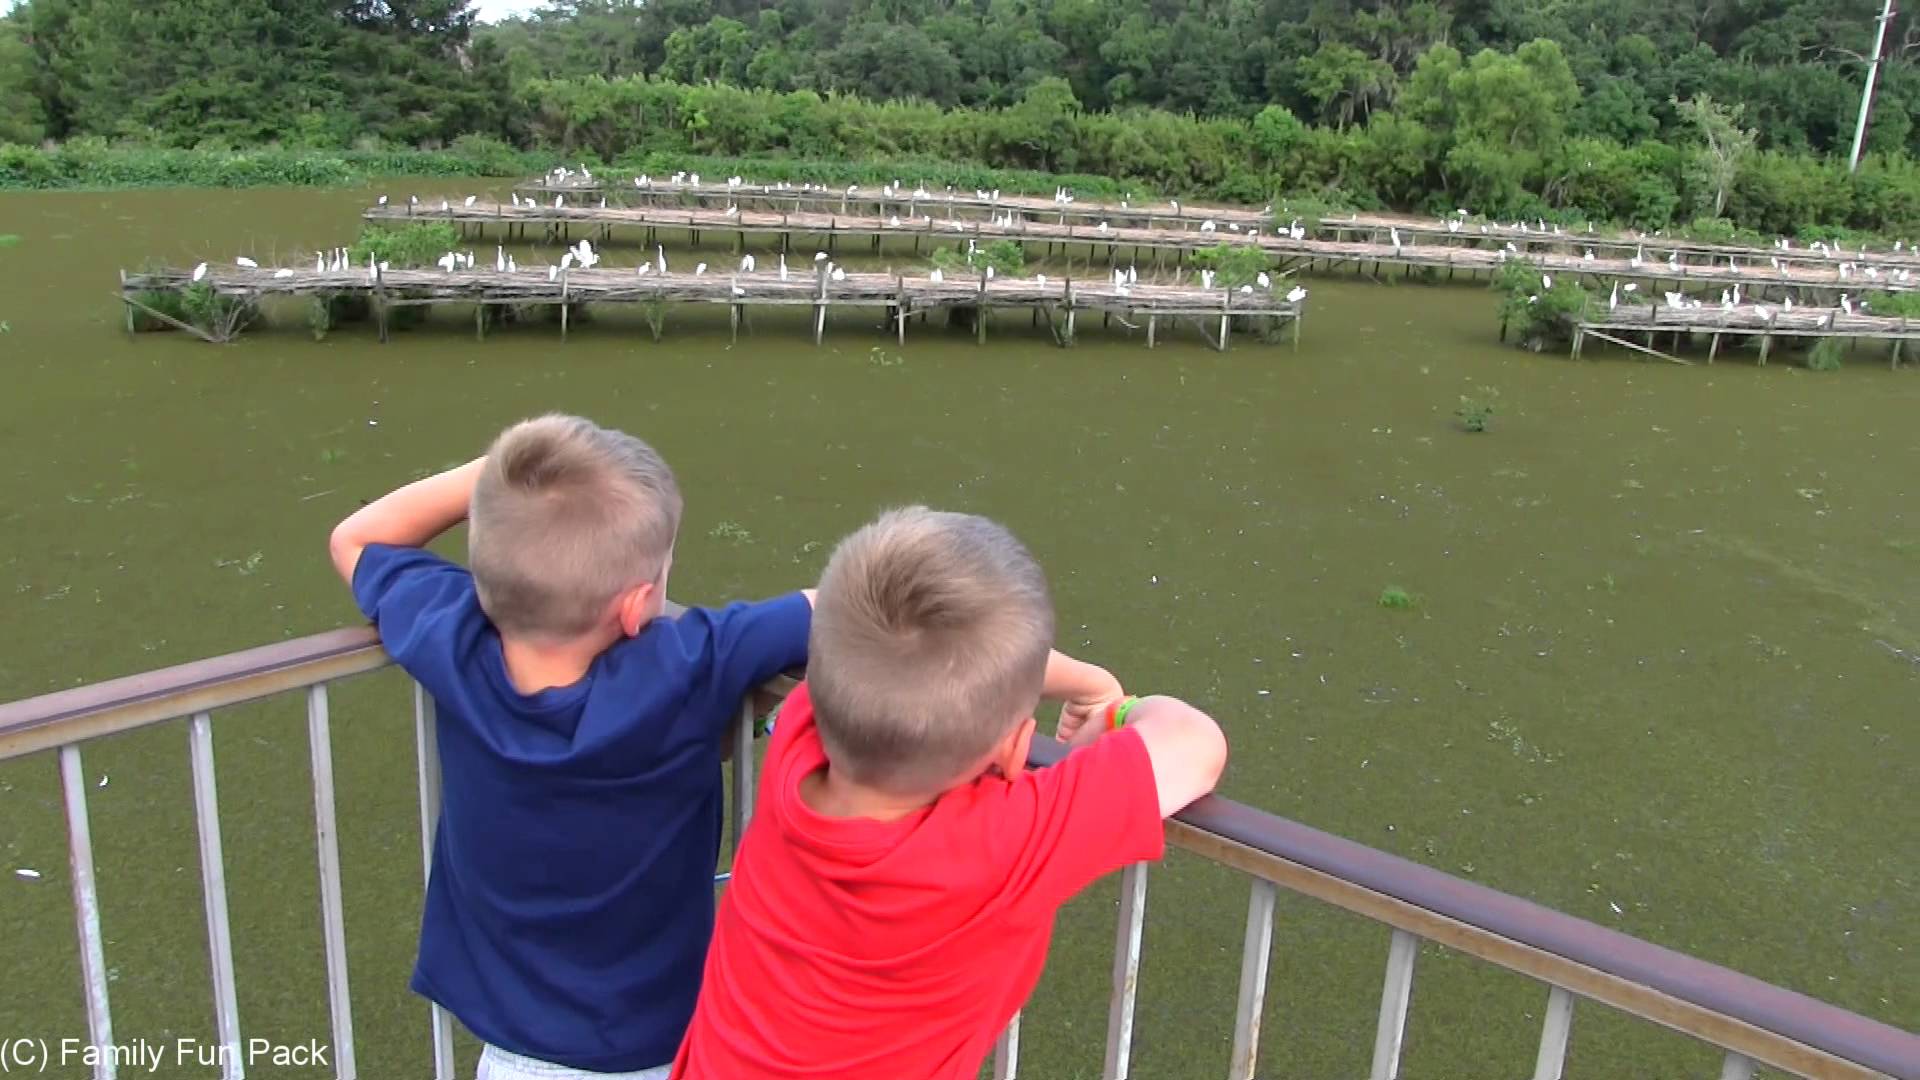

left=1805, top=338, right=1844, bottom=371
left=1191, top=244, right=1271, bottom=288
left=349, top=223, right=461, bottom=268
left=1494, top=261, right=1589, bottom=349
left=931, top=238, right=1026, bottom=277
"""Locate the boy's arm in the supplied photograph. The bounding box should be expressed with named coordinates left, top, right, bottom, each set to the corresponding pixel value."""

left=1046, top=651, right=1126, bottom=744
left=328, top=459, right=486, bottom=585
left=1116, top=696, right=1228, bottom=817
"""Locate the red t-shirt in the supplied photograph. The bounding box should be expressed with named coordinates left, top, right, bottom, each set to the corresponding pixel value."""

left=672, top=682, right=1165, bottom=1080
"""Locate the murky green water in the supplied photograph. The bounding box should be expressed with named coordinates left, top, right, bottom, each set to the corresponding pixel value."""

left=1, top=184, right=1915, bottom=1078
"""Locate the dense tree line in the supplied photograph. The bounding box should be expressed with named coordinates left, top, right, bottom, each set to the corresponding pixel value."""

left=5, top=0, right=1920, bottom=236
left=484, top=0, right=1920, bottom=160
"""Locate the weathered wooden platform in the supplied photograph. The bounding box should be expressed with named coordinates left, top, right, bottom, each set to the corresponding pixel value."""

left=363, top=201, right=1909, bottom=297
left=510, top=173, right=1920, bottom=277
left=1573, top=302, right=1920, bottom=366
left=118, top=263, right=1303, bottom=350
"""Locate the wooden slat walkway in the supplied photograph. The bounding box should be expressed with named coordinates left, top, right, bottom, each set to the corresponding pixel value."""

left=1573, top=302, right=1920, bottom=365
left=507, top=173, right=1920, bottom=275
left=363, top=201, right=1910, bottom=297
left=119, top=263, right=1303, bottom=351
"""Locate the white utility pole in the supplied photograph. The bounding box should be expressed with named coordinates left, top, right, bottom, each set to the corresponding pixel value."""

left=1848, top=0, right=1898, bottom=172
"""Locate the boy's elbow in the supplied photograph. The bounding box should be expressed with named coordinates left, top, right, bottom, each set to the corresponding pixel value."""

left=1190, top=711, right=1228, bottom=792
left=327, top=520, right=363, bottom=585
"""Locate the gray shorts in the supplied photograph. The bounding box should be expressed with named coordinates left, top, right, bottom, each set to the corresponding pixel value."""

left=476, top=1044, right=672, bottom=1080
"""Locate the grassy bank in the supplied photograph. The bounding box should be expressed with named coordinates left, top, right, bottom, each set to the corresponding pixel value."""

left=0, top=137, right=547, bottom=190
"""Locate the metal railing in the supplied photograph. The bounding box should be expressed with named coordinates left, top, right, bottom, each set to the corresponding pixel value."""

left=1, top=629, right=1915, bottom=1080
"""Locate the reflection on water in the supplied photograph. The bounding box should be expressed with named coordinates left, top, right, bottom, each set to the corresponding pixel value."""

left=0, top=184, right=1914, bottom=1078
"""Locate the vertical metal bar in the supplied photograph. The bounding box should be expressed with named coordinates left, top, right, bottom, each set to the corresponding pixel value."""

left=307, top=686, right=356, bottom=1080
left=1102, top=862, right=1149, bottom=1079
left=1531, top=986, right=1575, bottom=1080
left=189, top=712, right=244, bottom=1080
left=413, top=684, right=456, bottom=1080
left=60, top=744, right=116, bottom=1080
left=1368, top=929, right=1419, bottom=1080
left=1227, top=879, right=1278, bottom=1080
left=991, top=1012, right=1020, bottom=1080
left=1720, top=1052, right=1756, bottom=1080
left=730, top=701, right=755, bottom=850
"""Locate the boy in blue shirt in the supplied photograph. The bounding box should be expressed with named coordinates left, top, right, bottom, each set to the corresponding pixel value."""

left=328, top=413, right=812, bottom=1080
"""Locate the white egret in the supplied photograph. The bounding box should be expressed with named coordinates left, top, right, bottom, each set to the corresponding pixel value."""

left=555, top=195, right=564, bottom=208
left=658, top=245, right=668, bottom=273
left=779, top=254, right=788, bottom=281
left=561, top=252, right=576, bottom=270
left=440, top=199, right=450, bottom=211
left=315, top=252, right=325, bottom=273
left=830, top=266, right=846, bottom=282
left=815, top=251, right=830, bottom=262
left=637, top=264, right=650, bottom=276
left=1036, top=274, right=1048, bottom=287
left=930, top=268, right=944, bottom=283
left=741, top=254, right=755, bottom=272
left=273, top=268, right=293, bottom=279
left=191, top=262, right=208, bottom=282
left=496, top=247, right=507, bottom=273
left=377, top=195, right=388, bottom=206
left=1256, top=272, right=1270, bottom=289
left=695, top=262, right=708, bottom=275
left=549, top=265, right=559, bottom=281
left=1609, top=283, right=1619, bottom=310
left=1127, top=266, right=1137, bottom=284
left=1541, top=274, right=1552, bottom=290
left=985, top=266, right=996, bottom=280
left=1839, top=294, right=1853, bottom=315
left=1285, top=285, right=1307, bottom=303
left=236, top=257, right=258, bottom=269
left=507, top=255, right=517, bottom=273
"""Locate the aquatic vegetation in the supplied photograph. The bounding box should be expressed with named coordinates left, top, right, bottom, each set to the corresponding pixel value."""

left=1378, top=585, right=1415, bottom=609
left=1457, top=386, right=1499, bottom=432
left=1190, top=244, right=1272, bottom=289
left=1805, top=338, right=1844, bottom=372
left=0, top=234, right=20, bottom=248
left=930, top=239, right=1025, bottom=278
left=709, top=521, right=754, bottom=543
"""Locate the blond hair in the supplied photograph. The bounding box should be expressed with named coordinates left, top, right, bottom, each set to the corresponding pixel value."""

left=468, top=414, right=682, bottom=639
left=809, top=507, right=1054, bottom=794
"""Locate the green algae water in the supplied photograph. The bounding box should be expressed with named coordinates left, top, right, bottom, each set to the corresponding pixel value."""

left=0, top=183, right=1915, bottom=1078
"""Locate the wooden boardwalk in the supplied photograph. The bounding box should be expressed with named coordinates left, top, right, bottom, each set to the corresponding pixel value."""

left=364, top=201, right=1911, bottom=297
left=509, top=173, right=1920, bottom=277
left=1573, top=302, right=1920, bottom=365
left=118, top=263, right=1303, bottom=350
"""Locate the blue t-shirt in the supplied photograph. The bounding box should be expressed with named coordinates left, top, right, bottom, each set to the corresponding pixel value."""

left=352, top=543, right=810, bottom=1072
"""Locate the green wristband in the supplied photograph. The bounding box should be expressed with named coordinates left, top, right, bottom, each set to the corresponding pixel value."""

left=1109, top=696, right=1141, bottom=730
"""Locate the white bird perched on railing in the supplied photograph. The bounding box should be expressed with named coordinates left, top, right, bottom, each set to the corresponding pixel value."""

left=554, top=195, right=564, bottom=208
left=991, top=189, right=1000, bottom=202
left=1036, top=274, right=1048, bottom=287
left=465, top=195, right=477, bottom=208
left=689, top=173, right=700, bottom=185
left=1583, top=250, right=1595, bottom=262
left=741, top=254, right=755, bottom=272
left=846, top=184, right=858, bottom=195
left=1541, top=274, right=1552, bottom=290
left=1127, top=265, right=1138, bottom=284
left=658, top=245, right=668, bottom=273
left=1169, top=199, right=1180, bottom=213
left=315, top=252, right=325, bottom=273
left=1239, top=284, right=1253, bottom=294
left=1446, top=218, right=1461, bottom=233
left=1256, top=272, right=1270, bottom=289
left=1200, top=269, right=1215, bottom=289
left=1097, top=221, right=1109, bottom=233
left=507, top=255, right=517, bottom=273
left=1199, top=220, right=1217, bottom=233
left=273, top=268, right=293, bottom=279
left=561, top=252, right=576, bottom=271
left=511, top=193, right=521, bottom=207
left=599, top=197, right=607, bottom=209
left=831, top=266, right=846, bottom=282
left=778, top=254, right=788, bottom=281
left=888, top=216, right=900, bottom=228
left=440, top=199, right=450, bottom=212
left=377, top=195, right=388, bottom=206
left=725, top=205, right=739, bottom=218
left=192, top=262, right=208, bottom=282
left=573, top=239, right=598, bottom=268
left=1390, top=227, right=1402, bottom=253
left=815, top=251, right=830, bottom=262
left=548, top=265, right=559, bottom=281
left=236, top=257, right=257, bottom=269
left=1783, top=296, right=1793, bottom=311
left=409, top=195, right=419, bottom=206
left=985, top=266, right=996, bottom=280
left=930, top=268, right=944, bottom=283
left=695, top=262, right=707, bottom=276
left=1623, top=283, right=1638, bottom=294
left=1112, top=268, right=1126, bottom=288
left=728, top=176, right=742, bottom=187
left=1839, top=294, right=1853, bottom=314
left=1755, top=305, right=1773, bottom=320
left=1285, top=285, right=1307, bottom=303
left=496, top=247, right=507, bottom=273
left=1289, top=220, right=1305, bottom=241
left=636, top=175, right=649, bottom=188
left=732, top=283, right=746, bottom=296
left=637, top=263, right=650, bottom=276
left=672, top=171, right=686, bottom=184
left=914, top=186, right=930, bottom=200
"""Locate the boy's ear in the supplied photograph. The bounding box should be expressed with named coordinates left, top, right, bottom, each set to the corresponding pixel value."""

left=616, top=579, right=660, bottom=637
left=990, top=716, right=1038, bottom=780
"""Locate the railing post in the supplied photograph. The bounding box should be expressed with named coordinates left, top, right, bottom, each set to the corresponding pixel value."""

left=1103, top=862, right=1149, bottom=1079
left=60, top=744, right=116, bottom=1080
left=413, top=684, right=456, bottom=1080
left=189, top=712, right=244, bottom=1080
left=1227, top=879, right=1278, bottom=1080
left=991, top=1012, right=1020, bottom=1080
left=1369, top=929, right=1419, bottom=1080
left=307, top=685, right=356, bottom=1080
left=1531, top=986, right=1575, bottom=1080
left=1719, top=1052, right=1756, bottom=1080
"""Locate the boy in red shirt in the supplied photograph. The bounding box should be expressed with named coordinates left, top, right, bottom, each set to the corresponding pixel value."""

left=673, top=506, right=1229, bottom=1080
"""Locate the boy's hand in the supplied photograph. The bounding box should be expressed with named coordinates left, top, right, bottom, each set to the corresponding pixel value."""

left=1046, top=653, right=1125, bottom=748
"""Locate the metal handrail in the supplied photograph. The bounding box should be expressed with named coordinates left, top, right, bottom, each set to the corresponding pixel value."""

left=2, top=630, right=1916, bottom=1080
